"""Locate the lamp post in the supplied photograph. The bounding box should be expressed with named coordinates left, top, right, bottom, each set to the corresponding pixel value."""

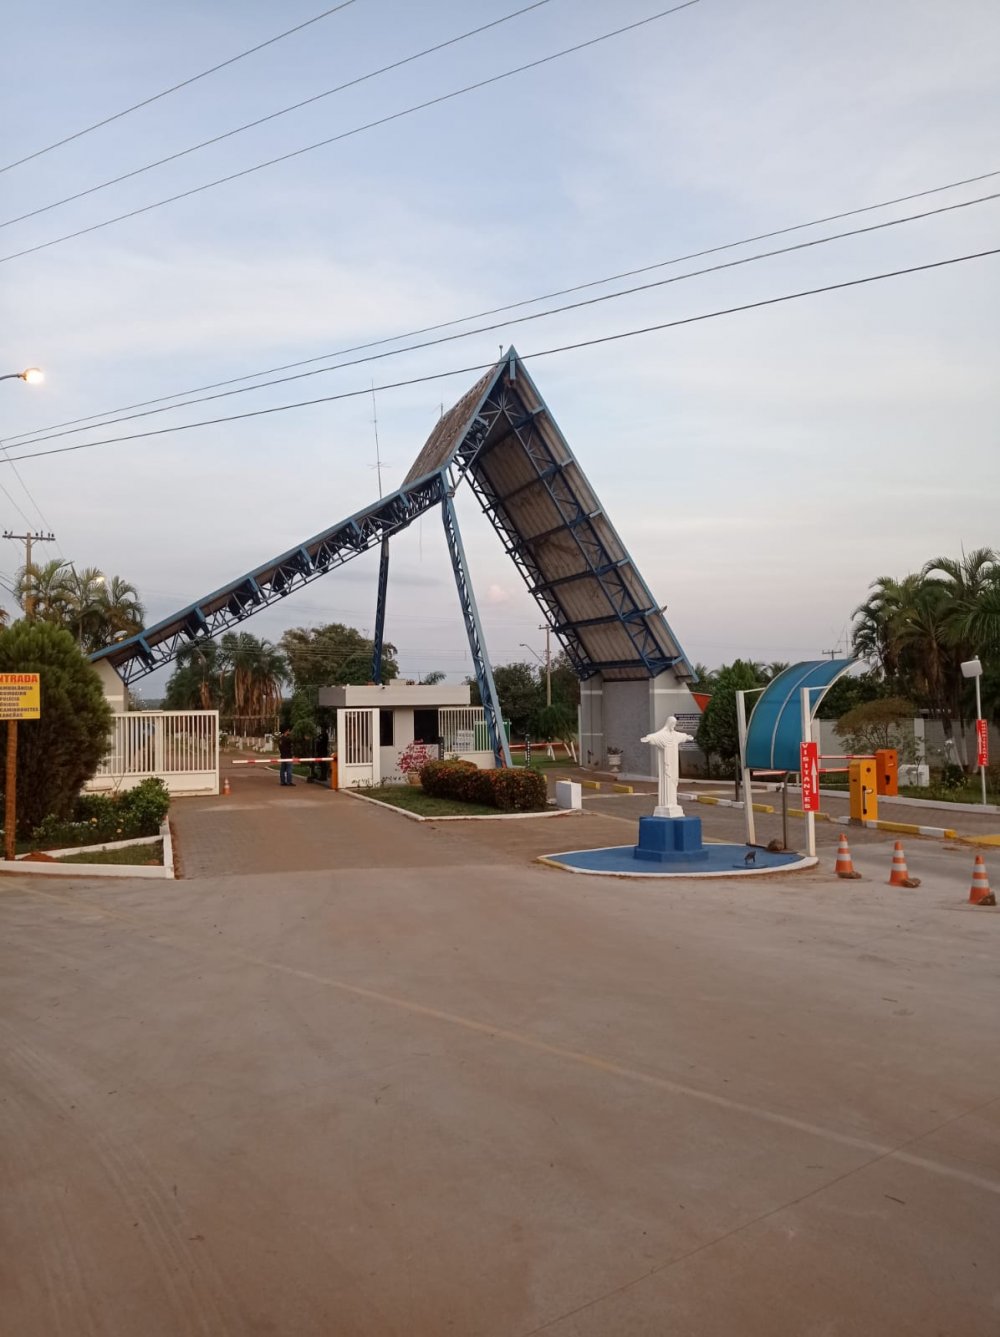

left=1, top=367, right=44, bottom=384
left=520, top=635, right=552, bottom=706
left=961, top=658, right=988, bottom=806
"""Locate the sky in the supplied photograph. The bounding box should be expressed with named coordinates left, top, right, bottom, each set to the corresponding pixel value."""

left=2, top=0, right=999, bottom=694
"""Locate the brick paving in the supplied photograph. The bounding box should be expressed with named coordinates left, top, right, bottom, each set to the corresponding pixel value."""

left=172, top=757, right=633, bottom=880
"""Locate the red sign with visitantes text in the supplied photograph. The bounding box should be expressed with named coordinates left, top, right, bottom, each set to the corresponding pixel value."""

left=977, top=719, right=989, bottom=768
left=800, top=741, right=819, bottom=812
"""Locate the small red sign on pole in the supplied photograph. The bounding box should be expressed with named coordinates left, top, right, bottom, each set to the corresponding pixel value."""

left=977, top=719, right=989, bottom=768
left=800, top=740, right=819, bottom=812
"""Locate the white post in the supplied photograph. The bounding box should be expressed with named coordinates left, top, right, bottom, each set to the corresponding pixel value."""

left=975, top=672, right=987, bottom=807
left=736, top=689, right=756, bottom=847
left=800, top=686, right=816, bottom=858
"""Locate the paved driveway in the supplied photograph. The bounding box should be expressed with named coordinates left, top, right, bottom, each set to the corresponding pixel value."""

left=1, top=768, right=998, bottom=1334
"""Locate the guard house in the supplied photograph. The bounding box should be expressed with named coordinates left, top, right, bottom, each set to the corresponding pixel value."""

left=319, top=682, right=495, bottom=788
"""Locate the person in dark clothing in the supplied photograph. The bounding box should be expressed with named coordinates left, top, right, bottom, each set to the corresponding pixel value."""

left=278, top=726, right=295, bottom=786
left=308, top=726, right=330, bottom=784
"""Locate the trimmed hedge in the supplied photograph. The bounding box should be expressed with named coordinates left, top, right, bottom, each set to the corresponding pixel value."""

left=419, top=758, right=547, bottom=812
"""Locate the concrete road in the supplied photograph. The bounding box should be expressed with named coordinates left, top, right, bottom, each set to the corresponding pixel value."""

left=1, top=773, right=998, bottom=1335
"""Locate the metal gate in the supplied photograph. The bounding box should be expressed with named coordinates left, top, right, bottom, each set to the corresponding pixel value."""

left=336, top=708, right=380, bottom=788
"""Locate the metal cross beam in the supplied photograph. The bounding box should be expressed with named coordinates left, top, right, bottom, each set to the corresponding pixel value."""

left=441, top=488, right=512, bottom=768
left=91, top=471, right=448, bottom=684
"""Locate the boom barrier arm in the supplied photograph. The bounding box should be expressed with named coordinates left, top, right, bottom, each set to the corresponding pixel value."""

left=91, top=470, right=448, bottom=685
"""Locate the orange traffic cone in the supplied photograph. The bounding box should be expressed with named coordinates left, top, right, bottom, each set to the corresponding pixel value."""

left=835, top=833, right=861, bottom=879
left=888, top=840, right=920, bottom=888
left=968, top=855, right=996, bottom=906
left=222, top=777, right=231, bottom=796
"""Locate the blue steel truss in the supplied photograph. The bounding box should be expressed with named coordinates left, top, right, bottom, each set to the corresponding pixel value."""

left=370, top=538, right=391, bottom=684
left=441, top=487, right=512, bottom=767
left=91, top=471, right=447, bottom=686
left=91, top=348, right=689, bottom=703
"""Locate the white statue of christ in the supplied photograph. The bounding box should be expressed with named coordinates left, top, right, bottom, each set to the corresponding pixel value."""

left=641, top=715, right=693, bottom=818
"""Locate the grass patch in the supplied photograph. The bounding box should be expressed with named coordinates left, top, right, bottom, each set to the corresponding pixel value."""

left=512, top=756, right=576, bottom=771
left=898, top=782, right=999, bottom=805
left=56, top=840, right=164, bottom=867
left=359, top=786, right=496, bottom=817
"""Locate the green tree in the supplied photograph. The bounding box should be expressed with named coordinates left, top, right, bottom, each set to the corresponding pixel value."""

left=280, top=624, right=398, bottom=690
left=14, top=558, right=72, bottom=623
left=421, top=670, right=446, bottom=685
left=834, top=696, right=917, bottom=756
left=815, top=670, right=886, bottom=720
left=218, top=632, right=286, bottom=723
left=164, top=641, right=226, bottom=710
left=696, top=660, right=766, bottom=770
left=548, top=653, right=581, bottom=711
left=0, top=622, right=112, bottom=837
left=469, top=661, right=539, bottom=737
left=14, top=561, right=145, bottom=652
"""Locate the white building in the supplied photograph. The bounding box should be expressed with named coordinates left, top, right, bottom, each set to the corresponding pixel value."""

left=319, top=682, right=496, bottom=788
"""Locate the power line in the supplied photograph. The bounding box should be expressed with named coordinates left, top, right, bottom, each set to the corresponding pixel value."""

left=0, top=1, right=700, bottom=266
left=0, top=0, right=554, bottom=230
left=8, top=187, right=1000, bottom=452
left=0, top=443, right=57, bottom=535
left=2, top=243, right=997, bottom=468
left=8, top=162, right=998, bottom=449
left=0, top=473, right=37, bottom=529
left=0, top=1, right=360, bottom=175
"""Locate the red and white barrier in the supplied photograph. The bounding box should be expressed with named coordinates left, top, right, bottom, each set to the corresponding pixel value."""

left=232, top=756, right=336, bottom=765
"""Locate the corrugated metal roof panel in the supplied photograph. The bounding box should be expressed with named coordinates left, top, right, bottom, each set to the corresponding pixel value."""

left=403, top=348, right=693, bottom=682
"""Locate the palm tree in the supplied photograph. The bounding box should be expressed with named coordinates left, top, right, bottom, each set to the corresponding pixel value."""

left=763, top=661, right=791, bottom=681
left=219, top=632, right=286, bottom=729
left=166, top=641, right=226, bottom=711
left=14, top=558, right=73, bottom=623
left=63, top=566, right=109, bottom=648
left=99, top=575, right=145, bottom=645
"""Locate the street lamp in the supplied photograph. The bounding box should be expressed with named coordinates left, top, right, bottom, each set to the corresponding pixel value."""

left=961, top=658, right=988, bottom=806
left=0, top=367, right=44, bottom=384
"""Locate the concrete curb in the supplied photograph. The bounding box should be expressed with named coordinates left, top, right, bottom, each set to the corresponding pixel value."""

left=681, top=793, right=775, bottom=815
left=826, top=815, right=958, bottom=839
left=679, top=792, right=960, bottom=840
left=778, top=784, right=1000, bottom=817
left=345, top=790, right=581, bottom=823
left=536, top=851, right=819, bottom=879
left=2, top=820, right=174, bottom=880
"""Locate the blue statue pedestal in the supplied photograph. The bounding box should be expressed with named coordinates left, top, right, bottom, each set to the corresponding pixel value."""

left=634, top=815, right=709, bottom=864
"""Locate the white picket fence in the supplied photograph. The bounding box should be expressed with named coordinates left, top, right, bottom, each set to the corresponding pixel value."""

left=86, top=710, right=220, bottom=796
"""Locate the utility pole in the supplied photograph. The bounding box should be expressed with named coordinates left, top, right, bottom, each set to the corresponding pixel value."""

left=3, top=531, right=55, bottom=620
left=539, top=623, right=552, bottom=706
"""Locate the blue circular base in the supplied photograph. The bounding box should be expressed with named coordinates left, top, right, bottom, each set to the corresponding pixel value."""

left=539, top=843, right=815, bottom=878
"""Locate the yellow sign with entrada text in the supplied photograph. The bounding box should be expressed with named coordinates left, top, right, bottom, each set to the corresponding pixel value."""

left=0, top=672, right=40, bottom=720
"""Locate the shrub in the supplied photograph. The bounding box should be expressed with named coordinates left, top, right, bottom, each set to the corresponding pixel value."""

left=487, top=767, right=547, bottom=812
left=119, top=777, right=171, bottom=833
left=418, top=759, right=546, bottom=812
left=28, top=777, right=170, bottom=850
left=420, top=758, right=477, bottom=796
left=0, top=621, right=113, bottom=836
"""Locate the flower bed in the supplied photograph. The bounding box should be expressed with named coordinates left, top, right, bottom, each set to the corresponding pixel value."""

left=419, top=759, right=547, bottom=812
left=27, top=778, right=171, bottom=852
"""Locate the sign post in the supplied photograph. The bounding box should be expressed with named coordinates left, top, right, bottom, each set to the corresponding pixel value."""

left=799, top=688, right=817, bottom=858
left=800, top=740, right=820, bottom=812
left=1, top=673, right=41, bottom=860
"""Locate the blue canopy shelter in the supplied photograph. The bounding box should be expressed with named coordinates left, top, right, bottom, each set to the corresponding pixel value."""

left=741, top=658, right=855, bottom=852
